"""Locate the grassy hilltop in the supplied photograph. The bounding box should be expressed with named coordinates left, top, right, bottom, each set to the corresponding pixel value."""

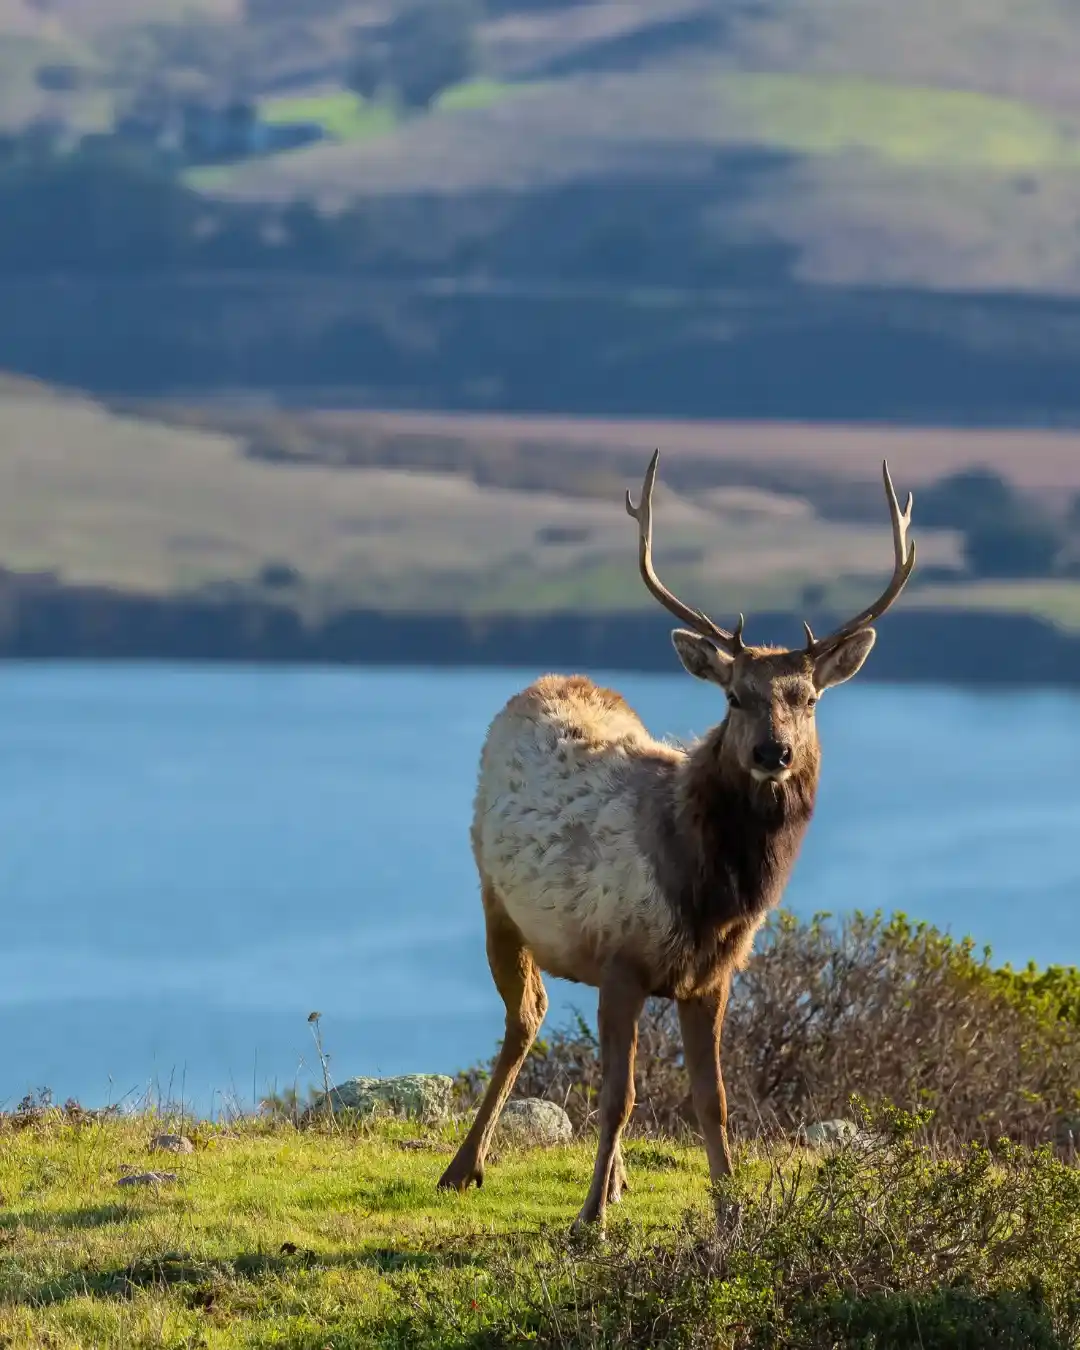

left=3, top=1107, right=1080, bottom=1349
left=5, top=913, right=1080, bottom=1347
left=1, top=1112, right=710, bottom=1349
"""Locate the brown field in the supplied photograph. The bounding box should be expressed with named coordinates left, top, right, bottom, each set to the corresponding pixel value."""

left=11, top=378, right=1080, bottom=623
left=312, top=408, right=1080, bottom=496
left=0, top=381, right=969, bottom=614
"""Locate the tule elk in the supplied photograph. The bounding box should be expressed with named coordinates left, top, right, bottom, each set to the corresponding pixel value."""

left=438, top=452, right=916, bottom=1231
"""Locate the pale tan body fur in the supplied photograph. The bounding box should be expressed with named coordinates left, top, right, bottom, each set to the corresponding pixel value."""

left=473, top=675, right=679, bottom=990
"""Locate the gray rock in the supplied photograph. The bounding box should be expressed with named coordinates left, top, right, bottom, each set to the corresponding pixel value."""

left=308, top=1074, right=454, bottom=1123
left=117, top=1171, right=179, bottom=1187
left=496, top=1099, right=573, bottom=1147
left=801, top=1119, right=860, bottom=1149
left=151, top=1134, right=194, bottom=1154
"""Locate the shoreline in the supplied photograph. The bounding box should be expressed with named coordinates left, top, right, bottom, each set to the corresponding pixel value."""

left=0, top=576, right=1078, bottom=687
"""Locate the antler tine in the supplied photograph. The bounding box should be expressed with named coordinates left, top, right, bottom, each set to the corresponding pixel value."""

left=804, top=459, right=916, bottom=656
left=626, top=450, right=746, bottom=654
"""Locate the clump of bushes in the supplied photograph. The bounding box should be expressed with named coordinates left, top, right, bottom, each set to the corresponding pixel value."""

left=919, top=468, right=1073, bottom=579
left=461, top=911, right=1080, bottom=1151
left=348, top=0, right=481, bottom=110
left=404, top=1103, right=1080, bottom=1348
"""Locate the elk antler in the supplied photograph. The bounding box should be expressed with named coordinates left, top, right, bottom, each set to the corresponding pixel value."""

left=625, top=449, right=747, bottom=656
left=802, top=459, right=916, bottom=657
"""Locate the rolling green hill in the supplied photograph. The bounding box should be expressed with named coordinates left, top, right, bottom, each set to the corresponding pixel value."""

left=7, top=0, right=1080, bottom=295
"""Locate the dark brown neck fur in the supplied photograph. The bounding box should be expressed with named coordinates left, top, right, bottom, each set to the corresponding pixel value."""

left=635, top=722, right=819, bottom=996
left=681, top=720, right=818, bottom=914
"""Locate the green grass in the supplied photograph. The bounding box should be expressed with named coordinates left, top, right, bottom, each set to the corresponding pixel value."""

left=467, top=556, right=847, bottom=617
left=181, top=163, right=237, bottom=191
left=434, top=78, right=523, bottom=114
left=5, top=1104, right=1080, bottom=1348
left=719, top=72, right=1080, bottom=169
left=912, top=579, right=1080, bottom=631
left=0, top=1113, right=709, bottom=1349
left=465, top=556, right=674, bottom=615
left=258, top=80, right=524, bottom=147
left=259, top=91, right=398, bottom=143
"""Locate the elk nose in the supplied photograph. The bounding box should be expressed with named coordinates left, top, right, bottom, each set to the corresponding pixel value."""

left=753, top=742, right=793, bottom=772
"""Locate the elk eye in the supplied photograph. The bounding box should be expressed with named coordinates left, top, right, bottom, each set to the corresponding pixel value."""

left=806, top=695, right=818, bottom=710
left=727, top=691, right=741, bottom=710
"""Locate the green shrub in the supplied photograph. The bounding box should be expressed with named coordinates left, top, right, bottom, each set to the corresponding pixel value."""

left=402, top=1105, right=1080, bottom=1348
left=461, top=912, right=1080, bottom=1151
left=992, top=959, right=1080, bottom=1027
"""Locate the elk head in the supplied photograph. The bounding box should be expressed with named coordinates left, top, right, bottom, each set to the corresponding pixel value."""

left=626, top=452, right=915, bottom=784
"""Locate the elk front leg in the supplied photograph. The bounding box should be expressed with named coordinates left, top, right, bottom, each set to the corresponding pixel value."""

left=438, top=885, right=548, bottom=1194
left=678, top=981, right=737, bottom=1222
left=572, top=971, right=646, bottom=1233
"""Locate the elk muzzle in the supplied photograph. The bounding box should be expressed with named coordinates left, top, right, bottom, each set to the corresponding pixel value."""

left=751, top=740, right=794, bottom=781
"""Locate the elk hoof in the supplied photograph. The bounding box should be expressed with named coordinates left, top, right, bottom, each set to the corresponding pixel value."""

left=436, top=1157, right=484, bottom=1193
left=569, top=1211, right=607, bottom=1243
left=607, top=1168, right=629, bottom=1205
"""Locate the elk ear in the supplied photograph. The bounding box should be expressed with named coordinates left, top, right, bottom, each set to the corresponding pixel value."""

left=814, top=628, right=876, bottom=691
left=671, top=629, right=735, bottom=688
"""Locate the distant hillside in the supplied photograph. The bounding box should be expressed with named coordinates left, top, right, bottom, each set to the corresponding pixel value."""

left=210, top=47, right=1080, bottom=297
left=0, top=379, right=970, bottom=617
left=7, top=1, right=1080, bottom=416
left=103, top=0, right=1080, bottom=297
left=8, top=375, right=1080, bottom=641
left=6, top=0, right=1079, bottom=296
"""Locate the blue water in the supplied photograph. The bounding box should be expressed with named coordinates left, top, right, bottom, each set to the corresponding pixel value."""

left=0, top=663, right=1067, bottom=1114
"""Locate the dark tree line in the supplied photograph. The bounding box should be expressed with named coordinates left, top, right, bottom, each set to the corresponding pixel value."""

left=348, top=0, right=481, bottom=110
left=920, top=469, right=1079, bottom=580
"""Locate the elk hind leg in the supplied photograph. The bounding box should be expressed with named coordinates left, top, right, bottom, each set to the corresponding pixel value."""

left=607, top=1142, right=630, bottom=1205
left=573, top=971, right=645, bottom=1232
left=438, top=882, right=547, bottom=1194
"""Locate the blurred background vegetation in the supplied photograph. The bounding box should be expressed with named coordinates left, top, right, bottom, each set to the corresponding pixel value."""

left=6, top=0, right=1080, bottom=650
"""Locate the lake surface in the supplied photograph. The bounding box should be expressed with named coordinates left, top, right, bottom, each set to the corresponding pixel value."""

left=0, top=663, right=1068, bottom=1114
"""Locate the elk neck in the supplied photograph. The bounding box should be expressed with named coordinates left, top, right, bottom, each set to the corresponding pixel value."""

left=670, top=720, right=820, bottom=940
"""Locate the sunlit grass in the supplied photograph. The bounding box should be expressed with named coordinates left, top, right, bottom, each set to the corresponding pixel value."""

left=718, top=72, right=1080, bottom=169
left=468, top=557, right=830, bottom=616
left=0, top=1112, right=711, bottom=1349
left=435, top=77, right=523, bottom=113
left=4, top=1106, right=1077, bottom=1348
left=181, top=163, right=235, bottom=190
left=258, top=79, right=525, bottom=147
left=259, top=91, right=398, bottom=142
left=912, top=579, right=1080, bottom=631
